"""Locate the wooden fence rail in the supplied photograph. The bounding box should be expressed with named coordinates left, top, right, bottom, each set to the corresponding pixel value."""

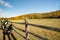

left=13, top=25, right=48, bottom=40
left=8, top=20, right=60, bottom=32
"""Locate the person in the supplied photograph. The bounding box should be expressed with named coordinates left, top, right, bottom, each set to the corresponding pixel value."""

left=1, top=19, right=8, bottom=40
left=1, top=19, right=8, bottom=31
left=3, top=22, right=13, bottom=40
left=7, top=23, right=13, bottom=35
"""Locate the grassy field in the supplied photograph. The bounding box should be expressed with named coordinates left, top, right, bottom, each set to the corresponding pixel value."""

left=0, top=19, right=60, bottom=40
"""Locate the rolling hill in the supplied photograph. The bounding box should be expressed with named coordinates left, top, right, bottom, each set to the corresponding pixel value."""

left=0, top=10, right=60, bottom=20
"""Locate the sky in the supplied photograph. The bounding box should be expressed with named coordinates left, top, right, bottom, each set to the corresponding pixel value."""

left=0, top=0, right=60, bottom=17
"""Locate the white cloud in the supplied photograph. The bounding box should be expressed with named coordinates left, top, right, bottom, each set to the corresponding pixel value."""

left=0, top=8, right=4, bottom=17
left=0, top=0, right=13, bottom=8
left=0, top=8, right=7, bottom=18
left=0, top=8, right=11, bottom=18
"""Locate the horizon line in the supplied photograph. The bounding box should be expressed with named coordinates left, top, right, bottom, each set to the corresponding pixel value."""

left=0, top=10, right=60, bottom=18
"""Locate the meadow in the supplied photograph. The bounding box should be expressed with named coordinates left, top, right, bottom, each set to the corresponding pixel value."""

left=0, top=19, right=60, bottom=40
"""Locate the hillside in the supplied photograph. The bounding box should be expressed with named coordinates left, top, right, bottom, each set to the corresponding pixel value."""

left=0, top=10, right=60, bottom=20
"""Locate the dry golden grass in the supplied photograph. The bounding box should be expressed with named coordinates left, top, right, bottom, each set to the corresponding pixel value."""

left=12, top=19, right=60, bottom=40
left=0, top=19, right=60, bottom=40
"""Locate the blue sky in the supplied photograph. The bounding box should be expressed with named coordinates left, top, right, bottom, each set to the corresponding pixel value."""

left=0, top=0, right=60, bottom=17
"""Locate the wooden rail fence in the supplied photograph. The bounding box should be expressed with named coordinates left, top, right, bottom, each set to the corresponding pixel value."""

left=0, top=19, right=60, bottom=40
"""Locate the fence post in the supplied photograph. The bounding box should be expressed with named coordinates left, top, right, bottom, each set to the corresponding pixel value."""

left=25, top=19, right=29, bottom=40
